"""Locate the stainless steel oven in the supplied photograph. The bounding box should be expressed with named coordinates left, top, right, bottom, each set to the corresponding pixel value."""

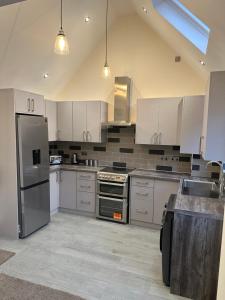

left=96, top=166, right=133, bottom=224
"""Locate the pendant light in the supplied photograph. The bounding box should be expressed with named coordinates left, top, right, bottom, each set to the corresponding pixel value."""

left=103, top=0, right=110, bottom=78
left=54, top=0, right=69, bottom=55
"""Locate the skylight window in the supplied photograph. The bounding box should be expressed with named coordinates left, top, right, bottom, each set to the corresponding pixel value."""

left=152, top=0, right=210, bottom=54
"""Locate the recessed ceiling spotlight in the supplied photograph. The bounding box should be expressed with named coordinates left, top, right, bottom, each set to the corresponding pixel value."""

left=43, top=73, right=49, bottom=79
left=142, top=7, right=148, bottom=14
left=84, top=16, right=91, bottom=23
left=200, top=60, right=206, bottom=66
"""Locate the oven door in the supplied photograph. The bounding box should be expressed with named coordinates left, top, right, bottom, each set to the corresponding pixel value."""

left=96, top=195, right=127, bottom=223
left=97, top=180, right=127, bottom=198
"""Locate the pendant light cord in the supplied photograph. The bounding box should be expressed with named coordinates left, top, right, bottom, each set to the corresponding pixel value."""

left=105, top=0, right=109, bottom=64
left=60, top=0, right=63, bottom=30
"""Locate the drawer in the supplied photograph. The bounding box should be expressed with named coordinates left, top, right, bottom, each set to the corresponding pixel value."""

left=131, top=177, right=154, bottom=188
left=77, top=179, right=96, bottom=193
left=77, top=172, right=96, bottom=181
left=77, top=192, right=95, bottom=213
left=130, top=187, right=153, bottom=223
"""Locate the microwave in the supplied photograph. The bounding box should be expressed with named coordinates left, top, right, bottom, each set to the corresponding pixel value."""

left=49, top=155, right=62, bottom=165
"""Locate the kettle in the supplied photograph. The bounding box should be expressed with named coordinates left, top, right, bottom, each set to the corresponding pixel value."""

left=72, top=153, right=78, bottom=164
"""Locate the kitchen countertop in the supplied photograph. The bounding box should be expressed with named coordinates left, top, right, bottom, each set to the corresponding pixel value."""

left=50, top=164, right=103, bottom=173
left=129, top=169, right=190, bottom=182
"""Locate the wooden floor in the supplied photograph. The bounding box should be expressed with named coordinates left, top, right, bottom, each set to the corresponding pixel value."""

left=0, top=213, right=187, bottom=300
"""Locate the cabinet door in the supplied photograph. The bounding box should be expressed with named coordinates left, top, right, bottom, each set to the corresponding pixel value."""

left=57, top=102, right=73, bottom=141
left=59, top=171, right=76, bottom=210
left=73, top=101, right=87, bottom=142
left=179, top=96, right=204, bottom=154
left=153, top=180, right=179, bottom=225
left=14, top=90, right=33, bottom=114
left=45, top=100, right=57, bottom=141
left=30, top=93, right=45, bottom=115
left=50, top=171, right=59, bottom=214
left=136, top=99, right=159, bottom=145
left=130, top=185, right=154, bottom=223
left=86, top=101, right=101, bottom=143
left=158, top=98, right=181, bottom=145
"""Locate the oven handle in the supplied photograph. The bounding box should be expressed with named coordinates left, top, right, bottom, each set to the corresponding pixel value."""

left=98, top=195, right=125, bottom=202
left=98, top=181, right=126, bottom=187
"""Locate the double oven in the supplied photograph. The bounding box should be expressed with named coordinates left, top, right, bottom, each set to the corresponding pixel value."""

left=96, top=167, right=131, bottom=223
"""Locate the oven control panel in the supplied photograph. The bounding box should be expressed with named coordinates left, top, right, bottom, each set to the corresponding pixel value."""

left=97, top=173, right=128, bottom=183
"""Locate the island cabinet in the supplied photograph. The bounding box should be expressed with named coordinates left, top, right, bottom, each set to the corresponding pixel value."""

left=170, top=212, right=223, bottom=300
left=130, top=176, right=179, bottom=226
left=136, top=97, right=181, bottom=145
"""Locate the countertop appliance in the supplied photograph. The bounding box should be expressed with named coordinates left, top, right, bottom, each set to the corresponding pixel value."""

left=50, top=155, right=62, bottom=165
left=16, top=114, right=50, bottom=238
left=96, top=164, right=134, bottom=223
left=72, top=153, right=78, bottom=164
left=160, top=194, right=176, bottom=286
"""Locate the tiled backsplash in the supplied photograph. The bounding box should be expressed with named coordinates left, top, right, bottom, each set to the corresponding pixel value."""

left=49, top=126, right=220, bottom=178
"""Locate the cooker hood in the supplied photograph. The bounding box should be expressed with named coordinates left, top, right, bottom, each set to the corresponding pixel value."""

left=105, top=76, right=133, bottom=127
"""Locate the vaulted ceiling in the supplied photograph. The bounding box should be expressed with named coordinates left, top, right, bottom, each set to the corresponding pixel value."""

left=0, top=0, right=224, bottom=98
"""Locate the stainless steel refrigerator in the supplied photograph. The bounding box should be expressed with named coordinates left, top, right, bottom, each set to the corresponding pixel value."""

left=16, top=114, right=50, bottom=238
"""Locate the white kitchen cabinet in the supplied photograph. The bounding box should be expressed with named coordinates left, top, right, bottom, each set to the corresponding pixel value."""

left=50, top=171, right=59, bottom=214
left=201, top=71, right=225, bottom=161
left=153, top=180, right=179, bottom=225
left=14, top=89, right=45, bottom=115
left=136, top=98, right=181, bottom=145
left=178, top=96, right=205, bottom=154
left=57, top=101, right=73, bottom=141
left=45, top=100, right=57, bottom=141
left=59, top=171, right=76, bottom=210
left=73, top=101, right=108, bottom=143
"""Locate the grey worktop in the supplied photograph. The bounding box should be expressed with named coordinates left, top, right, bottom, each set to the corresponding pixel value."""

left=129, top=169, right=190, bottom=182
left=50, top=164, right=103, bottom=173
left=130, top=169, right=224, bottom=220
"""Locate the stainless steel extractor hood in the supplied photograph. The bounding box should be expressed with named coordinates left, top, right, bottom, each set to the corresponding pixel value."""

left=0, top=0, right=25, bottom=7
left=105, top=76, right=133, bottom=127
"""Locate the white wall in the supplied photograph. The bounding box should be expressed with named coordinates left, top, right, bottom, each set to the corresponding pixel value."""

left=58, top=14, right=207, bottom=121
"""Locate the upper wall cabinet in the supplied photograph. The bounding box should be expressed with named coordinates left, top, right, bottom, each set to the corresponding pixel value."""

left=45, top=100, right=57, bottom=141
left=178, top=96, right=205, bottom=154
left=57, top=101, right=73, bottom=141
left=136, top=98, right=181, bottom=145
left=201, top=71, right=225, bottom=161
left=73, top=101, right=108, bottom=143
left=14, top=89, right=45, bottom=116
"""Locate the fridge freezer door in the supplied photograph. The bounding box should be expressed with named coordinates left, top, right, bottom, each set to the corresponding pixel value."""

left=16, top=114, right=49, bottom=188
left=19, top=181, right=50, bottom=238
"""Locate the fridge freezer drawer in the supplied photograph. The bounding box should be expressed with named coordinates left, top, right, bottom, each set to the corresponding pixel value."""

left=19, top=181, right=50, bottom=238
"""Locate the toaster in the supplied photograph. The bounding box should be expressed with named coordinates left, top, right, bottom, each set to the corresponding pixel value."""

left=50, top=155, right=62, bottom=165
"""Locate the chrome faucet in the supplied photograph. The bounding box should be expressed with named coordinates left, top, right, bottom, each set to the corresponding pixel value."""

left=206, top=161, right=224, bottom=195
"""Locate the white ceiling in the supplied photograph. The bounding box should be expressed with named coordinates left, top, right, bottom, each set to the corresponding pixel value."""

left=0, top=0, right=224, bottom=98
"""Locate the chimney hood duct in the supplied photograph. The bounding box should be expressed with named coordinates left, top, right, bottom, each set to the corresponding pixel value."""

left=105, top=76, right=133, bottom=127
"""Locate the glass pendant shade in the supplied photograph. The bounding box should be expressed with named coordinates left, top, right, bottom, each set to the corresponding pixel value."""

left=54, top=29, right=69, bottom=55
left=103, top=62, right=110, bottom=78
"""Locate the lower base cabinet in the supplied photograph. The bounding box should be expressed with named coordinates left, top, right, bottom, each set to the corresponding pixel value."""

left=59, top=171, right=76, bottom=210
left=130, top=177, right=179, bottom=226
left=50, top=171, right=60, bottom=214
left=77, top=192, right=95, bottom=213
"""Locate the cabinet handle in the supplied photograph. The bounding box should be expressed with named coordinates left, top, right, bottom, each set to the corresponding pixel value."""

left=159, top=132, right=162, bottom=145
left=80, top=185, right=91, bottom=189
left=81, top=200, right=91, bottom=205
left=80, top=175, right=91, bottom=179
left=83, top=131, right=86, bottom=142
left=136, top=192, right=149, bottom=197
left=136, top=209, right=148, bottom=215
left=56, top=172, right=58, bottom=183
left=59, top=172, right=62, bottom=182
left=31, top=99, right=35, bottom=112
left=87, top=131, right=91, bottom=142
left=199, top=136, right=204, bottom=155
left=136, top=181, right=149, bottom=186
left=27, top=98, right=31, bottom=112
left=151, top=133, right=156, bottom=144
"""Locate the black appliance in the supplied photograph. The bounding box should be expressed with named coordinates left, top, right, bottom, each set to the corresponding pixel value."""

left=160, top=194, right=176, bottom=286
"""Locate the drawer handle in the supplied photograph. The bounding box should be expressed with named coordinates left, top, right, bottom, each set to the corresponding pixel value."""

left=80, top=176, right=91, bottom=179
left=81, top=200, right=91, bottom=205
left=136, top=193, right=149, bottom=197
left=80, top=185, right=91, bottom=189
left=136, top=209, right=148, bottom=215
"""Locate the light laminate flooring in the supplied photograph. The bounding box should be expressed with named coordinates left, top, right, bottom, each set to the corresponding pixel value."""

left=0, top=213, right=187, bottom=300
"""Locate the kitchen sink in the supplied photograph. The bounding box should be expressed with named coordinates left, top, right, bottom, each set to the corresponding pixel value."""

left=181, top=179, right=220, bottom=198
